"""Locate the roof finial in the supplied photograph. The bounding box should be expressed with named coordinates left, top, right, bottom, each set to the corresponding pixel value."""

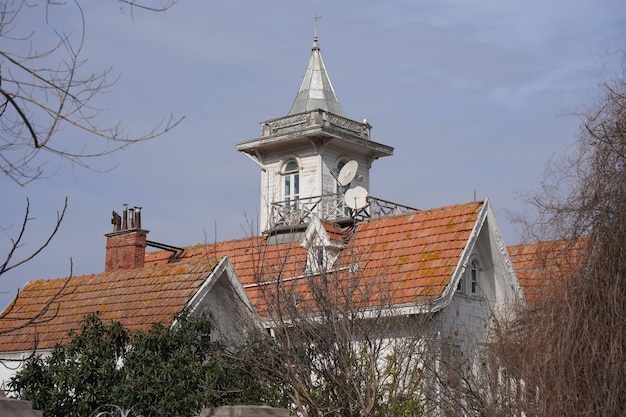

left=314, top=13, right=322, bottom=40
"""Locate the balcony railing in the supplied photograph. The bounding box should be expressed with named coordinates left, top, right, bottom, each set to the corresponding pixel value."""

left=260, top=109, right=371, bottom=140
left=269, top=194, right=418, bottom=230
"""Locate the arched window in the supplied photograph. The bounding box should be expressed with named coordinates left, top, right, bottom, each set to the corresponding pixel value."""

left=469, top=259, right=480, bottom=295
left=457, top=257, right=481, bottom=296
left=283, top=159, right=299, bottom=206
left=336, top=159, right=350, bottom=194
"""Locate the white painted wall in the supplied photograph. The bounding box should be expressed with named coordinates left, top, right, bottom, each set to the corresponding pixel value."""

left=0, top=350, right=51, bottom=395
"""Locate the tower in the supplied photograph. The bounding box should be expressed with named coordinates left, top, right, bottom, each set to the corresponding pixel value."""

left=237, top=34, right=393, bottom=233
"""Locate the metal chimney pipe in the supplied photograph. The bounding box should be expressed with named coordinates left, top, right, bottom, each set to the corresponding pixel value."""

left=128, top=208, right=135, bottom=229
left=135, top=206, right=142, bottom=229
left=122, top=203, right=128, bottom=230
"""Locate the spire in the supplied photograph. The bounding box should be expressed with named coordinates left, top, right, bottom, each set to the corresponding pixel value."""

left=288, top=31, right=346, bottom=117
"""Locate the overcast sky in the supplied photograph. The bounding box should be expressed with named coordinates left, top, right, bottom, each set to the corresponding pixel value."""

left=2, top=0, right=625, bottom=308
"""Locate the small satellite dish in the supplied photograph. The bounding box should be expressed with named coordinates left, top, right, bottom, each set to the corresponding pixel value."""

left=337, top=160, right=358, bottom=187
left=344, top=186, right=369, bottom=210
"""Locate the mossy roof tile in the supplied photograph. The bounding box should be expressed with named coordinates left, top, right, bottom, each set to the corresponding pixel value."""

left=0, top=259, right=218, bottom=353
left=1, top=201, right=484, bottom=353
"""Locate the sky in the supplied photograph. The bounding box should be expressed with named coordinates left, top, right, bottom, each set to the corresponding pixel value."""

left=2, top=0, right=626, bottom=308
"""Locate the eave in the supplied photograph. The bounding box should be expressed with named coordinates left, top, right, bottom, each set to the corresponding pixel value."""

left=237, top=124, right=393, bottom=161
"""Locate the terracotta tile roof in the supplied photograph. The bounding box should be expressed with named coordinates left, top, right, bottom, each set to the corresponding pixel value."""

left=322, top=222, right=349, bottom=245
left=0, top=201, right=484, bottom=353
left=507, top=239, right=585, bottom=307
left=150, top=201, right=484, bottom=312
left=145, top=235, right=309, bottom=315
left=0, top=260, right=218, bottom=353
left=342, top=201, right=483, bottom=305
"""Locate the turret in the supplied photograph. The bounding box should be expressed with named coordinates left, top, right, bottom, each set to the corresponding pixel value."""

left=237, top=34, right=394, bottom=233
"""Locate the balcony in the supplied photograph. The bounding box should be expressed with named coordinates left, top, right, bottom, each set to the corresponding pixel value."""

left=260, top=109, right=371, bottom=140
left=268, top=194, right=418, bottom=231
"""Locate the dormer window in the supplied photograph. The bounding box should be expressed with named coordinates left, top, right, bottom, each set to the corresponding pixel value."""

left=307, top=247, right=326, bottom=274
left=457, top=257, right=482, bottom=296
left=306, top=246, right=340, bottom=275
left=283, top=159, right=300, bottom=207
left=302, top=216, right=344, bottom=275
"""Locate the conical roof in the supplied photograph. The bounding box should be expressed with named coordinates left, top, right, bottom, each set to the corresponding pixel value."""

left=288, top=36, right=346, bottom=117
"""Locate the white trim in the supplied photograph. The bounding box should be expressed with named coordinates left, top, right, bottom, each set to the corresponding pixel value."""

left=484, top=203, right=525, bottom=306
left=433, top=200, right=489, bottom=312
left=174, top=257, right=257, bottom=327
left=301, top=215, right=345, bottom=250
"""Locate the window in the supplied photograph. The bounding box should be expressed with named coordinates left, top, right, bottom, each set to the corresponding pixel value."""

left=469, top=259, right=479, bottom=295
left=457, top=257, right=481, bottom=296
left=306, top=247, right=327, bottom=274
left=336, top=160, right=350, bottom=194
left=336, top=160, right=351, bottom=217
left=283, top=159, right=300, bottom=206
left=306, top=246, right=340, bottom=275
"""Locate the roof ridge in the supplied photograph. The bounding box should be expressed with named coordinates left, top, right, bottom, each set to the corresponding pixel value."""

left=20, top=258, right=221, bottom=289
left=416, top=200, right=485, bottom=214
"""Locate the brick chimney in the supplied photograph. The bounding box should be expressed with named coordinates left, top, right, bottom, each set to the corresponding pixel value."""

left=104, top=204, right=148, bottom=272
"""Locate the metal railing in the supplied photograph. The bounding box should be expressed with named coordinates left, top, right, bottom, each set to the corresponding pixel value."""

left=269, top=194, right=418, bottom=230
left=260, top=109, right=371, bottom=140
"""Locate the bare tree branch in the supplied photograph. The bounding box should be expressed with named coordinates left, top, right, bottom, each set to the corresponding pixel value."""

left=0, top=0, right=182, bottom=186
left=0, top=197, right=67, bottom=276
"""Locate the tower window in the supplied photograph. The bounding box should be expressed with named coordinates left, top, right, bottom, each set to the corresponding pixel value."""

left=283, top=159, right=300, bottom=206
left=336, top=160, right=350, bottom=194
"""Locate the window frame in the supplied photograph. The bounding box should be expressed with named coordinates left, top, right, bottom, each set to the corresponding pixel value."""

left=456, top=256, right=482, bottom=297
left=282, top=158, right=300, bottom=207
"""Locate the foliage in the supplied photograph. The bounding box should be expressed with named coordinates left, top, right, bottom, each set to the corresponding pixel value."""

left=9, top=313, right=130, bottom=417
left=9, top=310, right=270, bottom=417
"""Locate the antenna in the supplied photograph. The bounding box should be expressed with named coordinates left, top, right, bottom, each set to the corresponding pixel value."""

left=337, top=160, right=358, bottom=187
left=344, top=186, right=369, bottom=210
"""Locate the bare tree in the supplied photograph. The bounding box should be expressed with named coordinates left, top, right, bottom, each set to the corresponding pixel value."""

left=490, top=58, right=626, bottom=416
left=226, top=232, right=470, bottom=417
left=0, top=0, right=180, bottom=363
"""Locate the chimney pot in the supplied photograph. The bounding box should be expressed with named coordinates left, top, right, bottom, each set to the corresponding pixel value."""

left=135, top=206, right=142, bottom=229
left=122, top=204, right=128, bottom=230
left=105, top=204, right=148, bottom=272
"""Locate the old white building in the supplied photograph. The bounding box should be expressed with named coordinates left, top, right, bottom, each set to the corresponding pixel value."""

left=0, top=34, right=524, bottom=398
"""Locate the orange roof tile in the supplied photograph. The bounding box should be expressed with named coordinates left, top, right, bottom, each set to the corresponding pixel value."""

left=508, top=239, right=585, bottom=307
left=247, top=202, right=483, bottom=316
left=0, top=260, right=218, bottom=353
left=343, top=201, right=482, bottom=305
left=0, top=201, right=485, bottom=353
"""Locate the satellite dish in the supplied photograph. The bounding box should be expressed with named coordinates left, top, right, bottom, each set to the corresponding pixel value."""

left=337, top=160, right=358, bottom=187
left=344, top=186, right=369, bottom=210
